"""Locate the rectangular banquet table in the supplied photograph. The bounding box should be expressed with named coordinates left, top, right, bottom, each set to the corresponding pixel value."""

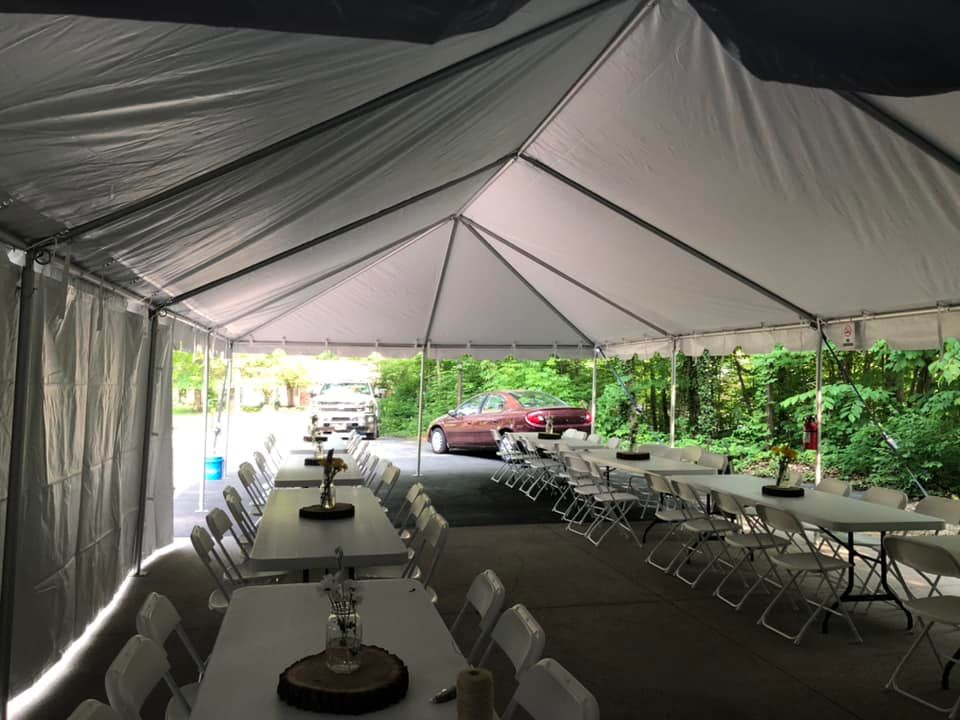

left=669, top=473, right=945, bottom=629
left=189, top=580, right=477, bottom=719
left=581, top=448, right=718, bottom=477
left=250, top=487, right=408, bottom=575
left=275, top=451, right=363, bottom=487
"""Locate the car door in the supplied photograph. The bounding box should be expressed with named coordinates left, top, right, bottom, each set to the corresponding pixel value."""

left=475, top=394, right=508, bottom=446
left=445, top=394, right=485, bottom=446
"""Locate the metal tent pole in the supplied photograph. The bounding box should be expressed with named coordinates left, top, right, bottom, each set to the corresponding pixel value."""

left=591, top=348, right=598, bottom=434
left=0, top=259, right=39, bottom=720
left=815, top=322, right=824, bottom=485
left=197, top=332, right=211, bottom=513
left=669, top=339, right=678, bottom=448
left=222, top=342, right=235, bottom=473
left=133, top=313, right=160, bottom=576
left=415, top=347, right=427, bottom=478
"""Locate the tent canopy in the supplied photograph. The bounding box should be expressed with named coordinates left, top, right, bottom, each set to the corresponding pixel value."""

left=2, top=0, right=959, bottom=358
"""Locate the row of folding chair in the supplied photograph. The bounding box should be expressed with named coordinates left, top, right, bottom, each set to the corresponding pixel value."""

left=66, top=592, right=208, bottom=720
left=449, top=569, right=598, bottom=719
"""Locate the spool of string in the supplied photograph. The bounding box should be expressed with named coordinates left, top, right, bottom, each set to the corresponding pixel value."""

left=456, top=667, right=494, bottom=720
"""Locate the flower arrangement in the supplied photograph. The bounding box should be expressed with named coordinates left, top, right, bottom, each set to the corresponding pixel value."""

left=323, top=456, right=348, bottom=482
left=770, top=444, right=798, bottom=485
left=320, top=547, right=363, bottom=674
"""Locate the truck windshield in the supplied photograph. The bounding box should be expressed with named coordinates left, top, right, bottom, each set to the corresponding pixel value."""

left=319, top=383, right=369, bottom=394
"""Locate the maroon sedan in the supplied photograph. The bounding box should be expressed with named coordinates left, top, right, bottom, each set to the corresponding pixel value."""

left=427, top=390, right=591, bottom=453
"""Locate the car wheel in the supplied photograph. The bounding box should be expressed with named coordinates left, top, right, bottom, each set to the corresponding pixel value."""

left=430, top=428, right=448, bottom=454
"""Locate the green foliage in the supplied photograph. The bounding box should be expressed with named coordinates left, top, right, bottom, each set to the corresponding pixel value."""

left=374, top=336, right=960, bottom=497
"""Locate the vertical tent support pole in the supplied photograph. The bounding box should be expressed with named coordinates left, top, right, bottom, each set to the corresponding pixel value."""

left=669, top=338, right=678, bottom=448
left=0, top=259, right=38, bottom=720
left=197, top=331, right=211, bottom=513
left=591, top=348, right=598, bottom=434
left=133, top=313, right=160, bottom=576
left=415, top=346, right=427, bottom=478
left=222, top=341, right=235, bottom=474
left=815, top=321, right=824, bottom=485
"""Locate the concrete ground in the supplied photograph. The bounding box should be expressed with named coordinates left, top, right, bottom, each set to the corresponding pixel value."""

left=14, top=498, right=960, bottom=719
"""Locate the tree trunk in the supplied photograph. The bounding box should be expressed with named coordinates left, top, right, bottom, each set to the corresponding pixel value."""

left=660, top=388, right=669, bottom=433
left=286, top=385, right=295, bottom=407
left=456, top=362, right=463, bottom=406
left=765, top=382, right=776, bottom=438
left=731, top=353, right=749, bottom=403
left=193, top=388, right=202, bottom=412
left=685, top=357, right=699, bottom=434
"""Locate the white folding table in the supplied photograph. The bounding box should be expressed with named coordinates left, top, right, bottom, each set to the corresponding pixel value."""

left=250, top=487, right=408, bottom=578
left=670, top=473, right=945, bottom=629
left=581, top=448, right=719, bottom=479
left=190, top=580, right=475, bottom=719
left=275, top=451, right=364, bottom=487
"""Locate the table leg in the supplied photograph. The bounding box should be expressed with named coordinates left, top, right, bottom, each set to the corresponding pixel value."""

left=942, top=647, right=960, bottom=689
left=303, top=569, right=310, bottom=583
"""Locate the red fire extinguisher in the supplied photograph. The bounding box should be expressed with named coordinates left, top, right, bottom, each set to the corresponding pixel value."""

left=803, top=416, right=819, bottom=451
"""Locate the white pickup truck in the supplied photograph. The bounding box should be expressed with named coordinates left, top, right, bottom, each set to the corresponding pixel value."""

left=311, top=381, right=381, bottom=439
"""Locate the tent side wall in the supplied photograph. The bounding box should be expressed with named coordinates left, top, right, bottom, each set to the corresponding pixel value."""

left=0, top=258, right=174, bottom=696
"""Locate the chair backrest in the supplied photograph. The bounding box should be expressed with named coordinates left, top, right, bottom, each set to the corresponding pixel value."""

left=363, top=455, right=382, bottom=484
left=562, top=453, right=592, bottom=477
left=712, top=490, right=744, bottom=518
left=659, top=447, right=685, bottom=461
left=136, top=593, right=205, bottom=677
left=376, top=464, right=401, bottom=504
left=191, top=525, right=237, bottom=599
left=757, top=505, right=804, bottom=534
left=416, top=512, right=449, bottom=587
left=862, top=486, right=908, bottom=510
left=223, top=489, right=256, bottom=545
left=885, top=536, right=960, bottom=581
left=560, top=429, right=580, bottom=439
left=480, top=604, right=546, bottom=678
left=679, top=445, right=703, bottom=463
left=253, top=450, right=272, bottom=478
left=606, top=437, right=621, bottom=450
left=816, top=477, right=850, bottom=497
left=586, top=433, right=601, bottom=444
left=504, top=658, right=599, bottom=720
left=451, top=569, right=507, bottom=663
left=696, top=450, right=729, bottom=473
left=206, top=507, right=247, bottom=568
left=67, top=700, right=120, bottom=720
left=105, top=635, right=189, bottom=719
left=645, top=471, right=673, bottom=495
left=914, top=495, right=960, bottom=526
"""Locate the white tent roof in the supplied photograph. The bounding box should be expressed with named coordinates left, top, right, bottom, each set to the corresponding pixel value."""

left=2, top=0, right=959, bottom=357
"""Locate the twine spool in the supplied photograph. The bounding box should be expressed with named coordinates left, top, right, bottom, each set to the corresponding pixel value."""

left=456, top=667, right=494, bottom=720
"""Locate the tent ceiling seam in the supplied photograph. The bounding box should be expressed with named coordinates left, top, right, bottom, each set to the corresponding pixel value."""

left=238, top=217, right=452, bottom=341
left=460, top=215, right=672, bottom=337
left=423, top=219, right=457, bottom=343
left=837, top=92, right=960, bottom=178
left=27, top=0, right=626, bottom=253
left=519, top=154, right=818, bottom=324
left=456, top=0, right=652, bottom=218
left=461, top=220, right=594, bottom=347
left=157, top=155, right=509, bottom=311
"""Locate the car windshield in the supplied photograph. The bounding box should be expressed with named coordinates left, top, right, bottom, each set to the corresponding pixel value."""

left=319, top=383, right=369, bottom=395
left=510, top=391, right=568, bottom=409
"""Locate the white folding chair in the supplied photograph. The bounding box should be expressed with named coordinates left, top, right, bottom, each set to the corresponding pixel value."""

left=105, top=635, right=191, bottom=720
left=503, top=658, right=599, bottom=720
left=696, top=450, right=729, bottom=473
left=849, top=486, right=909, bottom=603
left=223, top=485, right=258, bottom=544
left=450, top=569, right=507, bottom=664
left=237, top=463, right=267, bottom=514
left=679, top=445, right=703, bottom=463
left=393, top=482, right=424, bottom=527
left=411, top=511, right=449, bottom=603
left=605, top=437, right=621, bottom=450
left=666, top=479, right=739, bottom=587
left=190, top=525, right=236, bottom=613
left=586, top=433, right=602, bottom=444
left=644, top=472, right=696, bottom=569
left=885, top=536, right=960, bottom=719
left=205, top=508, right=284, bottom=583
left=712, top=490, right=789, bottom=610
left=372, top=463, right=400, bottom=507
left=756, top=505, right=862, bottom=645
left=136, top=593, right=205, bottom=708
left=478, top=604, right=546, bottom=683
left=67, top=700, right=120, bottom=720
left=360, top=506, right=438, bottom=580
left=399, top=491, right=433, bottom=542
left=263, top=437, right=281, bottom=472
left=253, top=450, right=275, bottom=487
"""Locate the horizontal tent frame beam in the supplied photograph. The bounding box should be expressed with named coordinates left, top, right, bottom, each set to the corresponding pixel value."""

left=461, top=221, right=595, bottom=346
left=239, top=217, right=452, bottom=340
left=158, top=156, right=510, bottom=310
left=838, top=92, right=960, bottom=178
left=236, top=340, right=589, bottom=351
left=28, top=0, right=627, bottom=252
left=518, top=154, right=819, bottom=325
left=460, top=215, right=671, bottom=336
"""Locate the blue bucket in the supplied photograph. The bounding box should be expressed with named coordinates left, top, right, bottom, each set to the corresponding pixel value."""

left=204, top=456, right=224, bottom=481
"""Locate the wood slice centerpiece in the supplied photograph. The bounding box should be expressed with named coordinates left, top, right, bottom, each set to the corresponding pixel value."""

left=299, top=503, right=356, bottom=520
left=277, top=645, right=409, bottom=714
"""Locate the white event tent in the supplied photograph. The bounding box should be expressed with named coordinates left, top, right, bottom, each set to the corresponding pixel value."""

left=0, top=0, right=958, bottom=709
